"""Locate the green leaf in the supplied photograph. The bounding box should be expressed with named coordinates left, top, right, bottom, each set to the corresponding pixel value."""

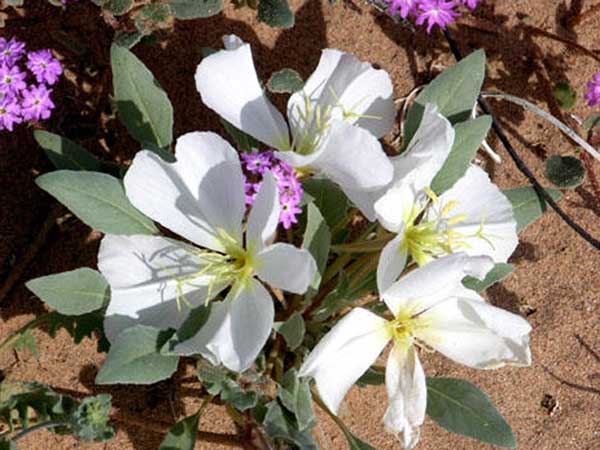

left=431, top=116, right=492, bottom=195
left=47, top=310, right=110, bottom=353
left=135, top=3, right=172, bottom=34
left=196, top=361, right=227, bottom=396
left=26, top=268, right=109, bottom=316
left=33, top=131, right=102, bottom=172
left=583, top=113, right=600, bottom=131
left=274, top=312, right=305, bottom=351
left=258, top=0, right=294, bottom=28
left=70, top=394, right=114, bottom=442
left=278, top=369, right=315, bottom=431
left=545, top=155, right=585, bottom=189
left=426, top=377, right=516, bottom=448
left=356, top=365, right=385, bottom=387
left=263, top=401, right=317, bottom=450
left=405, top=50, right=486, bottom=144
left=36, top=170, right=158, bottom=235
left=553, top=82, right=577, bottom=110
left=159, top=410, right=201, bottom=450
left=13, top=330, right=39, bottom=360
left=302, top=203, right=331, bottom=294
left=96, top=326, right=178, bottom=385
left=462, top=263, right=514, bottom=292
left=503, top=186, right=562, bottom=232
left=220, top=119, right=261, bottom=152
left=102, top=0, right=133, bottom=15
left=267, top=68, right=304, bottom=94
left=114, top=31, right=144, bottom=49
left=196, top=362, right=258, bottom=411
left=302, top=177, right=349, bottom=230
left=342, top=430, right=377, bottom=450
left=171, top=0, right=224, bottom=19
left=0, top=440, right=18, bottom=450
left=111, top=44, right=173, bottom=149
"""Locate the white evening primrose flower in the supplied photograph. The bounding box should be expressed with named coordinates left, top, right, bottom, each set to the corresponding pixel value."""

left=372, top=105, right=518, bottom=292
left=299, top=253, right=532, bottom=450
left=195, top=35, right=394, bottom=195
left=98, top=131, right=317, bottom=372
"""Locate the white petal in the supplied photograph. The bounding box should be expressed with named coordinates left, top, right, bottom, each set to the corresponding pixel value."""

left=382, top=253, right=494, bottom=317
left=246, top=171, right=280, bottom=251
left=255, top=243, right=317, bottom=294
left=195, top=43, right=289, bottom=149
left=374, top=183, right=419, bottom=233
left=377, top=232, right=408, bottom=294
left=222, top=34, right=244, bottom=50
left=431, top=165, right=518, bottom=262
left=384, top=345, right=426, bottom=450
left=288, top=49, right=395, bottom=139
left=313, top=120, right=393, bottom=191
left=417, top=296, right=532, bottom=369
left=124, top=132, right=245, bottom=252
left=174, top=278, right=274, bottom=372
left=299, top=308, right=390, bottom=414
left=390, top=104, right=454, bottom=193
left=98, top=235, right=213, bottom=342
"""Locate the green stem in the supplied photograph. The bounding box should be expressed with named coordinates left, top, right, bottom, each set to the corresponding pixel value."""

left=11, top=420, right=65, bottom=442
left=0, top=312, right=56, bottom=355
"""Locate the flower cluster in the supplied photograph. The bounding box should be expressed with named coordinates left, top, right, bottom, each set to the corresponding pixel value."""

left=585, top=74, right=600, bottom=107
left=385, top=0, right=482, bottom=33
left=241, top=151, right=303, bottom=229
left=0, top=37, right=62, bottom=132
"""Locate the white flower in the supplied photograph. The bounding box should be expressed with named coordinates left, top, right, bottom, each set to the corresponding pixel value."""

left=299, top=253, right=532, bottom=449
left=195, top=35, right=395, bottom=195
left=370, top=105, right=517, bottom=292
left=98, top=131, right=317, bottom=372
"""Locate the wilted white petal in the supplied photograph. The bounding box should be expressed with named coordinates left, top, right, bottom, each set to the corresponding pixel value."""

left=288, top=49, right=395, bottom=139
left=299, top=308, right=390, bottom=414
left=431, top=165, right=518, bottom=262
left=98, top=234, right=213, bottom=342
left=384, top=345, right=426, bottom=450
left=377, top=232, right=408, bottom=294
left=195, top=43, right=289, bottom=149
left=255, top=243, right=317, bottom=294
left=246, top=172, right=280, bottom=251
left=124, top=132, right=245, bottom=252
left=382, top=253, right=494, bottom=317
left=390, top=104, right=454, bottom=193
left=174, top=278, right=274, bottom=372
left=313, top=120, right=393, bottom=191
left=416, top=296, right=532, bottom=369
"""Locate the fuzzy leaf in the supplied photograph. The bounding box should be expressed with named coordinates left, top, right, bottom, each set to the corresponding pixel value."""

left=258, top=0, right=294, bottom=28
left=278, top=370, right=315, bottom=431
left=267, top=69, right=304, bottom=94
left=263, top=401, right=317, bottom=449
left=545, top=155, right=585, bottom=189
left=96, top=326, right=178, bottom=385
left=426, top=377, right=516, bottom=448
left=33, top=131, right=102, bottom=172
left=302, top=203, right=331, bottom=294
left=159, top=410, right=201, bottom=450
left=36, top=170, right=158, bottom=235
left=171, top=0, right=223, bottom=19
left=220, top=119, right=260, bottom=152
left=503, top=186, right=562, bottom=232
left=462, top=263, right=514, bottom=292
left=274, top=313, right=305, bottom=351
left=102, top=0, right=133, bottom=15
left=302, top=177, right=349, bottom=230
left=26, top=268, right=109, bottom=316
left=111, top=44, right=173, bottom=149
left=553, top=82, right=577, bottom=110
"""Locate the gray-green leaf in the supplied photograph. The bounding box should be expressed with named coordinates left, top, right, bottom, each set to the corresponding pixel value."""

left=159, top=410, right=201, bottom=450
left=171, top=0, right=223, bottom=19
left=431, top=116, right=492, bottom=195
left=33, top=131, right=102, bottom=172
left=462, top=263, right=514, bottom=292
left=274, top=312, right=305, bottom=351
left=503, top=186, right=562, bottom=232
left=278, top=369, right=315, bottom=431
left=96, top=326, right=178, bottom=385
left=302, top=203, right=331, bottom=294
left=102, top=0, right=133, bottom=15
left=404, top=50, right=486, bottom=144
left=263, top=401, right=317, bottom=450
left=267, top=68, right=304, bottom=94
left=302, top=177, right=349, bottom=230
left=26, top=268, right=109, bottom=316
left=258, top=0, right=294, bottom=28
left=111, top=44, right=173, bottom=149
left=545, top=155, right=585, bottom=189
left=553, top=82, right=577, bottom=110
left=36, top=170, right=158, bottom=235
left=427, top=377, right=516, bottom=448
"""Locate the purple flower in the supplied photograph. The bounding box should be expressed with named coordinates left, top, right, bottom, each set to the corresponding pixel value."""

left=0, top=38, right=26, bottom=66
left=241, top=151, right=273, bottom=175
left=456, top=0, right=481, bottom=9
left=0, top=95, right=22, bottom=131
left=0, top=64, right=27, bottom=94
left=279, top=194, right=303, bottom=230
left=21, top=84, right=55, bottom=121
left=585, top=74, right=600, bottom=107
left=416, top=0, right=461, bottom=33
left=26, top=49, right=63, bottom=85
left=385, top=0, right=419, bottom=18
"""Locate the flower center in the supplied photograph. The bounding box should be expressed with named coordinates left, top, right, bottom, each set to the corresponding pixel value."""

left=385, top=305, right=431, bottom=349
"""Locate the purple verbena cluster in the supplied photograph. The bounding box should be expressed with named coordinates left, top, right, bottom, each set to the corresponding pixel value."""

left=385, top=0, right=482, bottom=33
left=241, top=151, right=304, bottom=230
left=0, top=37, right=62, bottom=132
left=585, top=74, right=600, bottom=107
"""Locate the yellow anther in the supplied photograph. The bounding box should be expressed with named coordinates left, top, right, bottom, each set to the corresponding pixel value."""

left=424, top=187, right=439, bottom=204
left=441, top=200, right=460, bottom=217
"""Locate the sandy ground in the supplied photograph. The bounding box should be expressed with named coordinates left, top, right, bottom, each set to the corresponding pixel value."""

left=1, top=0, right=600, bottom=449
